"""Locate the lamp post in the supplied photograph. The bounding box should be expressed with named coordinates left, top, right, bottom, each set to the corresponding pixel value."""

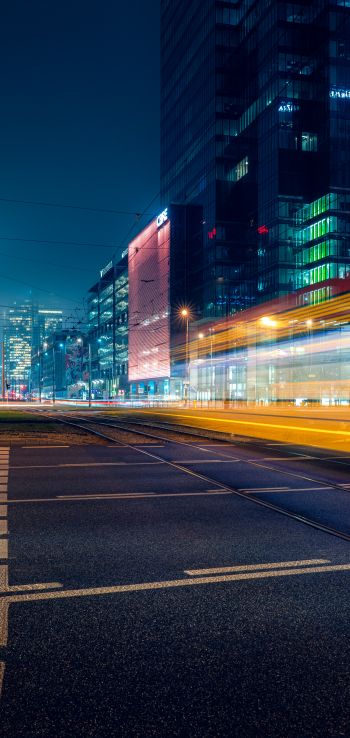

left=179, top=308, right=190, bottom=404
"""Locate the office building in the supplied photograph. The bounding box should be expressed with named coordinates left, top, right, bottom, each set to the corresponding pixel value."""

left=128, top=203, right=202, bottom=398
left=3, top=301, right=33, bottom=395
left=87, top=253, right=128, bottom=398
left=160, top=0, right=350, bottom=319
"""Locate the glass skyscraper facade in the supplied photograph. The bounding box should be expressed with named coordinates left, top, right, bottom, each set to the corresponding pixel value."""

left=160, top=0, right=350, bottom=318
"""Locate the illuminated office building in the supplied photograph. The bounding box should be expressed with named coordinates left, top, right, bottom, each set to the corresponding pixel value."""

left=128, top=204, right=202, bottom=398
left=160, top=1, right=350, bottom=317
left=3, top=301, right=33, bottom=393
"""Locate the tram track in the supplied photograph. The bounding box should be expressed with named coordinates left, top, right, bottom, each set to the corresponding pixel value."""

left=51, top=412, right=350, bottom=545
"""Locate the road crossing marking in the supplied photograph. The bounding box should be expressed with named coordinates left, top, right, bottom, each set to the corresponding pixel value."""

left=0, top=448, right=9, bottom=698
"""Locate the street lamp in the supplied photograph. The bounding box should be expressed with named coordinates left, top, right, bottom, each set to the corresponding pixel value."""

left=179, top=308, right=190, bottom=404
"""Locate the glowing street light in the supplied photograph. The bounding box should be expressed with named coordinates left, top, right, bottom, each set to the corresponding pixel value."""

left=179, top=307, right=191, bottom=403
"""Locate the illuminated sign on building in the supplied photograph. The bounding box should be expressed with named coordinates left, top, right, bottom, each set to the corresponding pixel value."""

left=156, top=208, right=168, bottom=228
left=330, top=88, right=350, bottom=99
left=278, top=102, right=299, bottom=112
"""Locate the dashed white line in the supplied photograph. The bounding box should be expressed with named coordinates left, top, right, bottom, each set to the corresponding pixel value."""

left=0, top=540, right=8, bottom=559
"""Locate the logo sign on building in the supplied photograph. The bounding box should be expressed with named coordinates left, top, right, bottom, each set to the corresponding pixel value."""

left=156, top=208, right=168, bottom=228
left=330, top=88, right=350, bottom=99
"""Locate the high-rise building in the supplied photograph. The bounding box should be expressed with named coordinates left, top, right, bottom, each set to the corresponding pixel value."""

left=3, top=302, right=63, bottom=397
left=3, top=301, right=34, bottom=394
left=160, top=1, right=350, bottom=318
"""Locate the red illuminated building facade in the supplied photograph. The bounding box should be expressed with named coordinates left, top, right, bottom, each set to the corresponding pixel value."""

left=128, top=204, right=202, bottom=398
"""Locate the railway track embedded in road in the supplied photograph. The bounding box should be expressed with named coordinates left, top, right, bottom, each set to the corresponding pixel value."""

left=51, top=412, right=350, bottom=546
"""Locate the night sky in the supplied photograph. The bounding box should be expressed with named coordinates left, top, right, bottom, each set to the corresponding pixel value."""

left=0, top=1, right=160, bottom=317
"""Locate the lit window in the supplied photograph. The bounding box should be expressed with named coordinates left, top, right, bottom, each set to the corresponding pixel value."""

left=233, top=156, right=248, bottom=182
left=301, top=133, right=318, bottom=151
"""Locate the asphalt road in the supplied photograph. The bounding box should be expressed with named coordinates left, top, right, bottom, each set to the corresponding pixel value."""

left=1, top=431, right=350, bottom=737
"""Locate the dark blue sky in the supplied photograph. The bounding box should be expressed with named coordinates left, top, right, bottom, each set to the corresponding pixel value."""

left=0, top=1, right=160, bottom=315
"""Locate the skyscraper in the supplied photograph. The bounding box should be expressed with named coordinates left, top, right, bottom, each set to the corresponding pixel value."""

left=4, top=302, right=63, bottom=397
left=160, top=1, right=350, bottom=318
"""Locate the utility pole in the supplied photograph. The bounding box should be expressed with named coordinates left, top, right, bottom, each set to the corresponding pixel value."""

left=88, top=342, right=92, bottom=408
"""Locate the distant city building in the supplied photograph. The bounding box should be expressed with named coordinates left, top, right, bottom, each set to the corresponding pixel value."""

left=87, top=253, right=128, bottom=399
left=30, top=329, right=86, bottom=400
left=3, top=301, right=33, bottom=394
left=3, top=301, right=63, bottom=398
left=160, top=0, right=350, bottom=318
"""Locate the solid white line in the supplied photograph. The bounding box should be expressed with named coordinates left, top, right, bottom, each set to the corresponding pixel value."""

left=4, top=563, right=350, bottom=604
left=0, top=540, right=8, bottom=559
left=185, top=558, right=330, bottom=576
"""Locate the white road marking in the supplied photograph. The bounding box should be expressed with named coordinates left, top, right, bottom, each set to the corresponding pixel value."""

left=0, top=521, right=8, bottom=535
left=0, top=541, right=8, bottom=559
left=239, top=486, right=290, bottom=492
left=0, top=507, right=6, bottom=517
left=12, top=461, right=164, bottom=469
left=7, top=490, right=233, bottom=504
left=246, top=486, right=335, bottom=493
left=24, top=445, right=70, bottom=449
left=261, top=456, right=316, bottom=461
left=171, top=459, right=240, bottom=464
left=57, top=490, right=232, bottom=501
left=185, top=559, right=330, bottom=576
left=3, top=562, right=350, bottom=605
left=0, top=662, right=5, bottom=696
left=0, top=602, right=8, bottom=645
left=0, top=566, right=7, bottom=588
left=0, top=581, right=62, bottom=593
left=0, top=495, right=7, bottom=503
